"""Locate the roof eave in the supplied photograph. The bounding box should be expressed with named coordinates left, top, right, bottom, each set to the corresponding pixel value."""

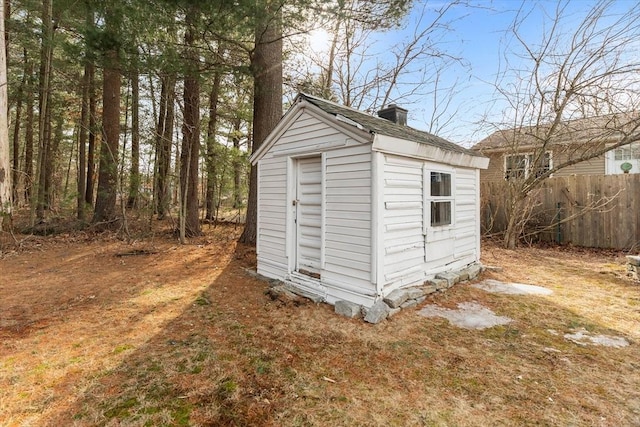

left=373, top=134, right=490, bottom=169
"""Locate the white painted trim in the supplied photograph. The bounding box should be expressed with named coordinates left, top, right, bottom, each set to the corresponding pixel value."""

left=250, top=99, right=372, bottom=165
left=321, top=152, right=327, bottom=269
left=371, top=150, right=385, bottom=295
left=373, top=134, right=489, bottom=169
left=423, top=164, right=456, bottom=236
left=604, top=149, right=613, bottom=175
left=475, top=168, right=481, bottom=261
left=251, top=106, right=304, bottom=164
left=256, top=164, right=261, bottom=258
left=286, top=157, right=295, bottom=274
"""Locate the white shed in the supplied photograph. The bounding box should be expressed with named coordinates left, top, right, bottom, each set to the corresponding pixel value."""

left=250, top=93, right=489, bottom=308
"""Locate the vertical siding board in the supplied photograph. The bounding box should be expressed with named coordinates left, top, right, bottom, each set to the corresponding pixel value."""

left=256, top=157, right=288, bottom=277
left=322, top=144, right=374, bottom=292
left=382, top=155, right=425, bottom=285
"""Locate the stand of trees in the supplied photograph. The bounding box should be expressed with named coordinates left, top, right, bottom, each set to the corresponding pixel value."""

left=3, top=0, right=639, bottom=249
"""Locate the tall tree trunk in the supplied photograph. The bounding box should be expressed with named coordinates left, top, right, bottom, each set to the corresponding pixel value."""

left=205, top=69, right=221, bottom=220
left=240, top=2, right=283, bottom=244
left=77, top=62, right=90, bottom=220
left=45, top=113, right=62, bottom=209
left=3, top=0, right=8, bottom=63
left=0, top=0, right=10, bottom=225
left=85, top=62, right=96, bottom=207
left=155, top=74, right=175, bottom=219
left=12, top=54, right=26, bottom=205
left=24, top=61, right=34, bottom=202
left=93, top=9, right=121, bottom=224
left=232, top=118, right=242, bottom=209
left=179, top=6, right=201, bottom=237
left=127, top=67, right=140, bottom=208
left=35, top=0, right=54, bottom=222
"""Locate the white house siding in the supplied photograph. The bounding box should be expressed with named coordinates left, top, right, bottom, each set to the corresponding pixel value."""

left=380, top=156, right=481, bottom=294
left=322, top=144, right=375, bottom=304
left=257, top=110, right=375, bottom=305
left=452, top=167, right=480, bottom=264
left=256, top=156, right=288, bottom=279
left=268, top=111, right=349, bottom=157
left=382, top=155, right=426, bottom=288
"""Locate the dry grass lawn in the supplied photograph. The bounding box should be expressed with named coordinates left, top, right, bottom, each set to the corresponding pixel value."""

left=1, top=225, right=639, bottom=426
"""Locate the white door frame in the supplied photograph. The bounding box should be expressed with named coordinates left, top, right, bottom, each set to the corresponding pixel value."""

left=293, top=155, right=323, bottom=277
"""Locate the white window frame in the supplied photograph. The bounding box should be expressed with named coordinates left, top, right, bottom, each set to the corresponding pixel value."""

left=504, top=151, right=552, bottom=180
left=423, top=165, right=455, bottom=235
left=605, top=142, right=640, bottom=175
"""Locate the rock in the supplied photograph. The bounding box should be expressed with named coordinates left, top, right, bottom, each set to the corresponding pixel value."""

left=335, top=300, right=362, bottom=318
left=484, top=265, right=503, bottom=273
left=457, top=270, right=470, bottom=281
left=388, top=307, right=402, bottom=318
left=266, top=286, right=305, bottom=305
left=626, top=255, right=640, bottom=266
left=364, top=300, right=391, bottom=324
left=427, top=279, right=448, bottom=291
left=407, top=287, right=425, bottom=299
left=400, top=299, right=418, bottom=309
left=422, top=284, right=438, bottom=294
left=435, top=271, right=459, bottom=287
left=466, top=264, right=483, bottom=280
left=383, top=289, right=409, bottom=308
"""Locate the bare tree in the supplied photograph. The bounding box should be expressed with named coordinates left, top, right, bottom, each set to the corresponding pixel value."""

left=482, top=0, right=640, bottom=248
left=288, top=0, right=467, bottom=134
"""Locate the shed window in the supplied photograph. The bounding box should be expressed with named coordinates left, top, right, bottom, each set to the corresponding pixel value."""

left=505, top=152, right=551, bottom=180
left=430, top=172, right=452, bottom=227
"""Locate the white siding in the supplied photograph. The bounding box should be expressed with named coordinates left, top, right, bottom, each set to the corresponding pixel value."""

left=323, top=144, right=375, bottom=297
left=266, top=111, right=348, bottom=157
left=256, top=107, right=482, bottom=307
left=256, top=156, right=288, bottom=279
left=382, top=155, right=425, bottom=287
left=453, top=167, right=480, bottom=263
left=380, top=157, right=482, bottom=296
left=257, top=112, right=375, bottom=305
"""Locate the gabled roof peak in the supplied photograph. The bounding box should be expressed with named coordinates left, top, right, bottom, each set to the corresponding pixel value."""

left=297, top=93, right=481, bottom=157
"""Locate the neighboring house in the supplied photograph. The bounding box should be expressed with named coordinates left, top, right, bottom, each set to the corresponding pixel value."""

left=250, top=93, right=489, bottom=308
left=472, top=114, right=640, bottom=182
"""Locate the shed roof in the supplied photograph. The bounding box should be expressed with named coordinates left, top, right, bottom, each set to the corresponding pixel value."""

left=298, top=93, right=483, bottom=158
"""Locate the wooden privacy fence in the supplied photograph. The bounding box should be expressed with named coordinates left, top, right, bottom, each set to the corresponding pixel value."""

left=481, top=174, right=640, bottom=250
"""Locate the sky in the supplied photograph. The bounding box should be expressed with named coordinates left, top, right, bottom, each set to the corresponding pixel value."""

left=304, top=0, right=640, bottom=147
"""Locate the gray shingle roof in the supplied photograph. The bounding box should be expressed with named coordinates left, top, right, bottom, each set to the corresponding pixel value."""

left=298, top=93, right=482, bottom=157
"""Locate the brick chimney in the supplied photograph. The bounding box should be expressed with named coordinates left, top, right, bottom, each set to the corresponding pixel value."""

left=377, top=104, right=408, bottom=126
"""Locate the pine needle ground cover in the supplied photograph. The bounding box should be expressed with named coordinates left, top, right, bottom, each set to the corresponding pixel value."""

left=1, top=226, right=638, bottom=426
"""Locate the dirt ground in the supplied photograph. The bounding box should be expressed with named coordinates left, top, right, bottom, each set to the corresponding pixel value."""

left=1, top=224, right=639, bottom=426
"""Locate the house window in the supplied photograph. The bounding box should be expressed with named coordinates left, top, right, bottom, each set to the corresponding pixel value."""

left=430, top=172, right=452, bottom=227
left=613, top=143, right=640, bottom=161
left=504, top=152, right=551, bottom=180
left=607, top=142, right=640, bottom=174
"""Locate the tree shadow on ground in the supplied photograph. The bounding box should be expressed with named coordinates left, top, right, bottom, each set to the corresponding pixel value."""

left=2, top=236, right=639, bottom=426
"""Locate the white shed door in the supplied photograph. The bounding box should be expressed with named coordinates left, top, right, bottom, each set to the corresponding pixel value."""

left=295, top=156, right=322, bottom=275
